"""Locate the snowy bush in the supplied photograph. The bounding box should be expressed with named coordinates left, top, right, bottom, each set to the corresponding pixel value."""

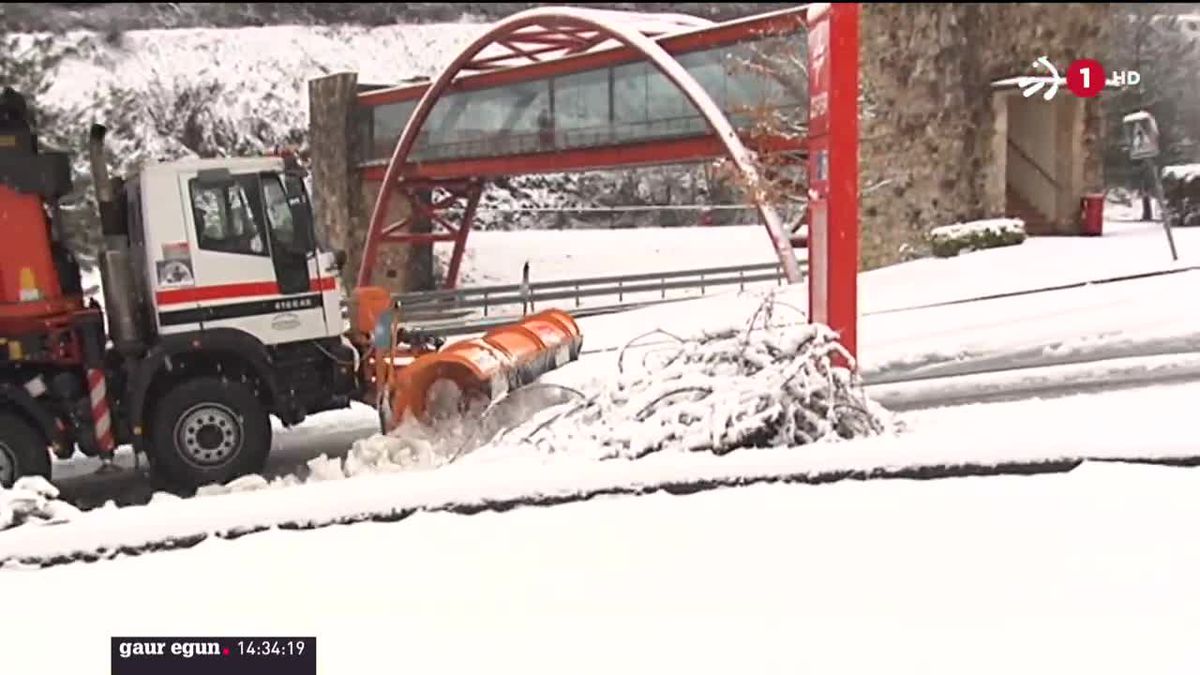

left=928, top=218, right=1026, bottom=258
left=1162, top=164, right=1200, bottom=228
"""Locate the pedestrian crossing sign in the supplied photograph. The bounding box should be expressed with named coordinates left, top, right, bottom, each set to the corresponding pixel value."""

left=1124, top=111, right=1160, bottom=160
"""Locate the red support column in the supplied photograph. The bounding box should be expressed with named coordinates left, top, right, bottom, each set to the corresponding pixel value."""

left=359, top=179, right=483, bottom=291
left=806, top=3, right=859, bottom=365
left=444, top=180, right=483, bottom=290
left=359, top=218, right=385, bottom=288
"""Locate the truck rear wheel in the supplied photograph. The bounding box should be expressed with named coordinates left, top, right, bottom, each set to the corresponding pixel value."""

left=0, top=412, right=51, bottom=489
left=148, top=377, right=272, bottom=492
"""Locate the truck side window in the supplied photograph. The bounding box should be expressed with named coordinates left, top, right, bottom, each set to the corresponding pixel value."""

left=189, top=178, right=268, bottom=257
left=262, top=176, right=297, bottom=250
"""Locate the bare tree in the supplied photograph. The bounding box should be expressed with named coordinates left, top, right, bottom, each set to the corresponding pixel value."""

left=706, top=25, right=810, bottom=240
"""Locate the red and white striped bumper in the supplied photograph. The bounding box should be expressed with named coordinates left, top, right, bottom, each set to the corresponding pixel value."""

left=86, top=368, right=115, bottom=455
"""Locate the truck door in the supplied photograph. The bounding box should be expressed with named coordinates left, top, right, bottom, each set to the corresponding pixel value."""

left=260, top=173, right=312, bottom=296
left=257, top=172, right=330, bottom=343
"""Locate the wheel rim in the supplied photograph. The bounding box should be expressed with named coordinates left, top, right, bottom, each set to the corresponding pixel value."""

left=174, top=403, right=243, bottom=468
left=0, top=440, right=16, bottom=487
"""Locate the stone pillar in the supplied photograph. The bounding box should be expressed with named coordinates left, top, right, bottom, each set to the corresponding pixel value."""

left=308, top=72, right=365, bottom=288
left=987, top=90, right=1011, bottom=216
left=359, top=179, right=418, bottom=292
left=309, top=72, right=413, bottom=293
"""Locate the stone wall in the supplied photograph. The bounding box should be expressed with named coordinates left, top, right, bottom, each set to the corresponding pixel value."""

left=859, top=3, right=1114, bottom=269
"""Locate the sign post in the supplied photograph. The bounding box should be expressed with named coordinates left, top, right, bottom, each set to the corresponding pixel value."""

left=1124, top=110, right=1177, bottom=261
left=806, top=3, right=859, bottom=364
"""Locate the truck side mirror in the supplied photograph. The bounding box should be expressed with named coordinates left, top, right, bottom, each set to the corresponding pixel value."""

left=334, top=249, right=348, bottom=271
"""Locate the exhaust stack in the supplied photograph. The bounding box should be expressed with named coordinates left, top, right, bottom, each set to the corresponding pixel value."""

left=88, top=123, right=142, bottom=353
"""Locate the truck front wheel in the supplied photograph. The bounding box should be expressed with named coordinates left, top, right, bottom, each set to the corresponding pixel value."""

left=0, top=412, right=51, bottom=489
left=149, top=377, right=272, bottom=492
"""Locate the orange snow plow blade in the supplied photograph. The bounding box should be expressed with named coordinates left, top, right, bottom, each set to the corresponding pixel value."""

left=386, top=309, right=583, bottom=428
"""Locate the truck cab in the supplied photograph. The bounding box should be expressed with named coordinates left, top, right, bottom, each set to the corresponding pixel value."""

left=134, top=157, right=344, bottom=345
left=89, top=154, right=361, bottom=491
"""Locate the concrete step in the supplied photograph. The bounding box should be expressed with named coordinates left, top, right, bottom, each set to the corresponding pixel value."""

left=1006, top=188, right=1052, bottom=234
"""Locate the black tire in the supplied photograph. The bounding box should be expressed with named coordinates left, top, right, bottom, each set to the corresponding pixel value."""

left=148, top=377, right=272, bottom=492
left=0, top=412, right=50, bottom=489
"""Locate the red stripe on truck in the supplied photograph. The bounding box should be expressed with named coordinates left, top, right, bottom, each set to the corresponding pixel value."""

left=156, top=281, right=280, bottom=306
left=155, top=276, right=338, bottom=306
left=311, top=276, right=338, bottom=292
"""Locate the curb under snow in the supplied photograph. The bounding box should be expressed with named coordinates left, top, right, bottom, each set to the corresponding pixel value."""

left=3, top=437, right=1199, bottom=570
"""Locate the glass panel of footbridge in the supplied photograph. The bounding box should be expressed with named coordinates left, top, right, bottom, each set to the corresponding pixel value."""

left=363, top=33, right=807, bottom=164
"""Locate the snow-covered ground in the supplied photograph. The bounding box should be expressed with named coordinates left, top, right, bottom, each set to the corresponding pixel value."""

left=451, top=204, right=1200, bottom=381
left=5, top=202, right=1200, bottom=672
left=12, top=203, right=1200, bottom=523
left=4, top=461, right=1200, bottom=674
left=52, top=203, right=1200, bottom=503
left=444, top=224, right=784, bottom=287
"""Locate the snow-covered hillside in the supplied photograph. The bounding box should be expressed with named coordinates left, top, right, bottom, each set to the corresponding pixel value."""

left=21, top=23, right=479, bottom=168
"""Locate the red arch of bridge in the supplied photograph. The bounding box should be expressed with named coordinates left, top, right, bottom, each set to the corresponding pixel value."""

left=358, top=6, right=805, bottom=290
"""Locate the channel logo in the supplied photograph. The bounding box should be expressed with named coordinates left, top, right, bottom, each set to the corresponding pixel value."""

left=1018, top=57, right=1141, bottom=100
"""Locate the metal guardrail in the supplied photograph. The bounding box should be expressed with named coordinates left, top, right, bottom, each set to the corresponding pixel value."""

left=395, top=260, right=805, bottom=326
left=412, top=296, right=711, bottom=338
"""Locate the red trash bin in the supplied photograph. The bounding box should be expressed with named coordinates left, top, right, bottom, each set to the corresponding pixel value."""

left=1080, top=193, right=1105, bottom=236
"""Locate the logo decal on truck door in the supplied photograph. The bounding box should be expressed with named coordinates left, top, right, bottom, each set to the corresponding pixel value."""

left=157, top=241, right=196, bottom=289
left=156, top=259, right=195, bottom=289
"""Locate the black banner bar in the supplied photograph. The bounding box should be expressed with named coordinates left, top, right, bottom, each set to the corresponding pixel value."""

left=112, top=637, right=316, bottom=675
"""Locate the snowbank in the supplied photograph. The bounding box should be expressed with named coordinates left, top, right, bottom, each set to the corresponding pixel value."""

left=928, top=218, right=1026, bottom=257
left=1163, top=164, right=1200, bottom=183
left=0, top=476, right=81, bottom=530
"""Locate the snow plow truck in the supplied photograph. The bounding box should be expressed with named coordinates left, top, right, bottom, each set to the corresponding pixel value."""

left=0, top=88, right=583, bottom=491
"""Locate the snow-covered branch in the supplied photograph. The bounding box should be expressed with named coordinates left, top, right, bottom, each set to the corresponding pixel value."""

left=485, top=296, right=895, bottom=459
